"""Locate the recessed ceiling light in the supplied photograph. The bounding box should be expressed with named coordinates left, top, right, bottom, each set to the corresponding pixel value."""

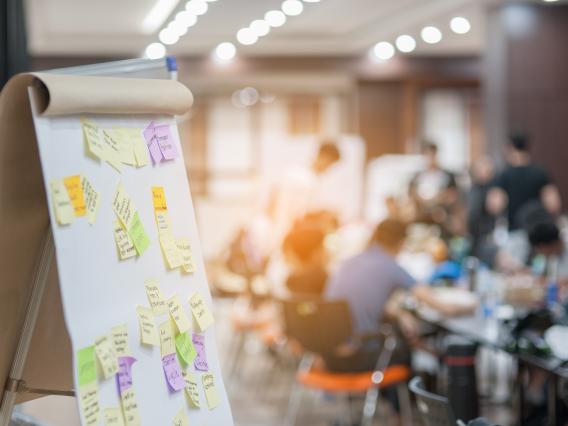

left=373, top=41, right=395, bottom=60
left=237, top=28, right=258, bottom=45
left=250, top=19, right=271, bottom=37
left=145, top=42, right=167, bottom=59
left=395, top=35, right=416, bottom=53
left=176, top=10, right=197, bottom=28
left=265, top=10, right=287, bottom=27
left=282, top=0, right=304, bottom=16
left=141, top=0, right=179, bottom=33
left=421, top=26, right=443, bottom=44
left=214, top=42, right=236, bottom=62
left=303, top=0, right=321, bottom=2
left=450, top=16, right=471, bottom=34
left=185, top=0, right=208, bottom=16
left=168, top=20, right=188, bottom=37
left=543, top=0, right=559, bottom=2
left=159, top=28, right=179, bottom=45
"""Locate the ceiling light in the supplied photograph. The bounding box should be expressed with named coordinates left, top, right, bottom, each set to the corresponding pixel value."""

left=185, top=0, right=208, bottom=15
left=282, top=0, right=304, bottom=16
left=159, top=28, right=179, bottom=45
left=214, top=42, right=236, bottom=62
left=240, top=87, right=260, bottom=106
left=176, top=10, right=198, bottom=27
left=450, top=16, right=471, bottom=34
left=543, top=0, right=559, bottom=2
left=168, top=20, right=188, bottom=37
left=237, top=28, right=258, bottom=45
left=421, top=26, right=442, bottom=44
left=303, top=0, right=321, bottom=2
left=145, top=42, right=167, bottom=59
left=250, top=20, right=271, bottom=37
left=141, top=0, right=180, bottom=33
left=395, top=35, right=416, bottom=53
left=372, top=42, right=395, bottom=60
left=265, top=10, right=287, bottom=27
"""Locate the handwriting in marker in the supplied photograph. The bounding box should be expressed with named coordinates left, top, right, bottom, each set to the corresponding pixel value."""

left=162, top=353, right=185, bottom=392
left=192, top=333, right=208, bottom=371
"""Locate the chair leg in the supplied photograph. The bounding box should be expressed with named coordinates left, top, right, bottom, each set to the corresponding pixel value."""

left=361, top=387, right=380, bottom=426
left=283, top=354, right=313, bottom=426
left=396, top=383, right=412, bottom=426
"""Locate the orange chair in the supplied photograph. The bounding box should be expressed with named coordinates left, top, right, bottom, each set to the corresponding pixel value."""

left=281, top=298, right=412, bottom=426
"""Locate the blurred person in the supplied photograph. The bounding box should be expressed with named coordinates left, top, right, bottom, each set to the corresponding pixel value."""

left=282, top=224, right=328, bottom=296
left=487, top=133, right=561, bottom=231
left=468, top=157, right=497, bottom=257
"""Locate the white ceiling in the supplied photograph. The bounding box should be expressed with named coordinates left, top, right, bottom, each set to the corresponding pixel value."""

left=25, top=0, right=500, bottom=57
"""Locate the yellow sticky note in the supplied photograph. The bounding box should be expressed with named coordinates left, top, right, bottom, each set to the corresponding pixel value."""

left=160, top=234, right=183, bottom=269
left=112, top=183, right=136, bottom=229
left=79, top=382, right=100, bottom=426
left=189, top=293, right=215, bottom=332
left=167, top=295, right=191, bottom=333
left=113, top=220, right=136, bottom=260
left=144, top=279, right=168, bottom=315
left=176, top=238, right=195, bottom=273
left=120, top=387, right=141, bottom=426
left=82, top=120, right=105, bottom=161
left=95, top=335, right=119, bottom=379
left=172, top=407, right=189, bottom=426
left=49, top=179, right=75, bottom=225
left=102, top=130, right=123, bottom=172
left=128, top=212, right=150, bottom=256
left=155, top=210, right=173, bottom=235
left=159, top=319, right=176, bottom=356
left=132, top=134, right=149, bottom=167
left=202, top=373, right=220, bottom=410
left=81, top=176, right=100, bottom=225
left=110, top=129, right=137, bottom=166
left=104, top=407, right=125, bottom=426
left=63, top=175, right=87, bottom=217
left=136, top=306, right=159, bottom=346
left=152, top=186, right=168, bottom=211
left=111, top=324, right=131, bottom=357
left=183, top=371, right=201, bottom=408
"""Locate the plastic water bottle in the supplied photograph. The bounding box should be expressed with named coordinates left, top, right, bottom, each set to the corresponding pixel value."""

left=546, top=256, right=559, bottom=309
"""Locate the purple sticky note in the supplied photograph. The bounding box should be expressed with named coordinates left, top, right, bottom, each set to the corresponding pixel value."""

left=192, top=333, right=208, bottom=371
left=162, top=353, right=185, bottom=392
left=143, top=121, right=163, bottom=164
left=116, top=356, right=136, bottom=396
left=154, top=124, right=179, bottom=161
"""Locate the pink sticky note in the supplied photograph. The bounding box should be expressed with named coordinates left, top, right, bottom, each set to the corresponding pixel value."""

left=162, top=353, right=185, bottom=392
left=154, top=124, right=178, bottom=161
left=116, top=356, right=136, bottom=396
left=192, top=333, right=208, bottom=371
left=143, top=121, right=163, bottom=164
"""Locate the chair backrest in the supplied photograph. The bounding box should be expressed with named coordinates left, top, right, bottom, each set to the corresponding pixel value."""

left=281, top=298, right=353, bottom=356
left=409, top=376, right=457, bottom=426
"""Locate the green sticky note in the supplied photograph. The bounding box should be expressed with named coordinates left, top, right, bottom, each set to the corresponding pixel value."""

left=77, top=345, right=97, bottom=387
left=175, top=332, right=197, bottom=366
left=128, top=212, right=150, bottom=256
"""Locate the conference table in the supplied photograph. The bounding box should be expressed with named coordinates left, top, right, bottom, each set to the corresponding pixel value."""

left=415, top=305, right=568, bottom=426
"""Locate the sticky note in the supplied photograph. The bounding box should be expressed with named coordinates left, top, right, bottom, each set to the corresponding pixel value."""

left=172, top=407, right=189, bottom=426
left=155, top=210, right=173, bottom=235
left=152, top=186, right=168, bottom=211
left=95, top=335, right=119, bottom=379
left=116, top=356, right=137, bottom=396
left=155, top=124, right=179, bottom=160
left=113, top=220, right=136, bottom=260
left=81, top=176, right=100, bottom=225
left=192, top=333, right=208, bottom=371
left=162, top=352, right=185, bottom=392
left=190, top=293, right=215, bottom=332
left=77, top=346, right=97, bottom=387
left=177, top=238, right=195, bottom=273
left=63, top=175, right=86, bottom=217
left=82, top=120, right=105, bottom=161
left=143, top=121, right=163, bottom=164
left=112, top=184, right=136, bottom=229
left=111, top=324, right=131, bottom=357
left=159, top=319, right=176, bottom=356
left=167, top=295, right=191, bottom=333
left=144, top=279, right=168, bottom=315
left=102, top=130, right=123, bottom=172
left=202, top=373, right=220, bottom=410
left=160, top=234, right=183, bottom=269
left=110, top=129, right=137, bottom=166
left=183, top=371, right=201, bottom=408
left=104, top=407, right=125, bottom=426
left=50, top=179, right=75, bottom=225
left=79, top=382, right=100, bottom=426
left=136, top=306, right=159, bottom=346
left=120, top=387, right=141, bottom=426
left=128, top=212, right=150, bottom=256
left=175, top=332, right=197, bottom=365
left=126, top=128, right=150, bottom=167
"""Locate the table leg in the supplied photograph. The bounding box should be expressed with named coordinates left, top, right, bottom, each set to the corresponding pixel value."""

left=548, top=373, right=558, bottom=426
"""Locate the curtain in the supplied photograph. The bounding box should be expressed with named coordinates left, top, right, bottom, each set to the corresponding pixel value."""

left=0, top=0, right=29, bottom=89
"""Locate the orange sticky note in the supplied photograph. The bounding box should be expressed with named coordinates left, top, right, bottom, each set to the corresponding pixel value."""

left=64, top=175, right=86, bottom=217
